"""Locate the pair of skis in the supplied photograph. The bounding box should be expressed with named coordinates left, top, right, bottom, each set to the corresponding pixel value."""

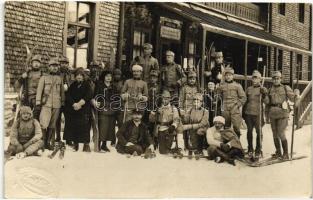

left=237, top=155, right=307, bottom=167
left=48, top=141, right=66, bottom=159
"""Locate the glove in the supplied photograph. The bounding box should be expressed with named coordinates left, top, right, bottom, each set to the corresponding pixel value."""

left=220, top=143, right=231, bottom=152
left=22, top=72, right=28, bottom=79
left=260, top=87, right=268, bottom=95
left=168, top=125, right=176, bottom=134
left=63, top=84, right=68, bottom=92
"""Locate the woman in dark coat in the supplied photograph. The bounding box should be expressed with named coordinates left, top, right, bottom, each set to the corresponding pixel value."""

left=64, top=68, right=93, bottom=152
left=92, top=70, right=118, bottom=152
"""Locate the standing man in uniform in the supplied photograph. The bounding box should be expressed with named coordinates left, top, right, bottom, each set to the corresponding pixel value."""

left=36, top=57, right=65, bottom=150
left=131, top=43, right=159, bottom=83
left=15, top=54, right=43, bottom=120
left=264, top=71, right=300, bottom=160
left=161, top=50, right=186, bottom=106
left=121, top=64, right=148, bottom=122
left=179, top=71, right=201, bottom=111
left=204, top=51, right=226, bottom=84
left=217, top=67, right=246, bottom=138
left=243, top=70, right=267, bottom=159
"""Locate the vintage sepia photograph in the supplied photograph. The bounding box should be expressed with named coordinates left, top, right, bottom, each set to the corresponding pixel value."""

left=3, top=1, right=312, bottom=198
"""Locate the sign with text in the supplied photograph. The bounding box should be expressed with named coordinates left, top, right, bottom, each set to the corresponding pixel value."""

left=160, top=16, right=182, bottom=41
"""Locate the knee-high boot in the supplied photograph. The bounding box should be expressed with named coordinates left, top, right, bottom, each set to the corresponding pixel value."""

left=281, top=140, right=289, bottom=160
left=273, top=138, right=282, bottom=158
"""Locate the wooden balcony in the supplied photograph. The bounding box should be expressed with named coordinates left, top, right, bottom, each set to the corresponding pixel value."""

left=202, top=3, right=262, bottom=24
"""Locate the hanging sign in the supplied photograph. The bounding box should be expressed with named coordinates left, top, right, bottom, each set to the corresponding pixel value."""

left=160, top=16, right=182, bottom=41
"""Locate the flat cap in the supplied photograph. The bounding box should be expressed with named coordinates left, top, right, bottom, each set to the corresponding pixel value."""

left=49, top=57, right=60, bottom=66
left=272, top=71, right=282, bottom=78
left=166, top=50, right=175, bottom=56
left=224, top=67, right=234, bottom=75
left=143, top=43, right=153, bottom=49
left=31, top=55, right=41, bottom=62
left=150, top=70, right=159, bottom=77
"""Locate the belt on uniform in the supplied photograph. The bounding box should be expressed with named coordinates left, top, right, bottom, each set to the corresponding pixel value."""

left=270, top=104, right=282, bottom=108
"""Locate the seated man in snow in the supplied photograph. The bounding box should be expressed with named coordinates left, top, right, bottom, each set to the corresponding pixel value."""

left=116, top=109, right=154, bottom=157
left=6, top=106, right=44, bottom=159
left=206, top=116, right=244, bottom=166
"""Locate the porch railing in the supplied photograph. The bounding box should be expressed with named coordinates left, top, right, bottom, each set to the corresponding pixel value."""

left=296, top=81, right=312, bottom=128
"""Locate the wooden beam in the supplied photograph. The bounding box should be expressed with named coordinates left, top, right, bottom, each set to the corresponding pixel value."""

left=244, top=40, right=248, bottom=90
left=117, top=2, right=125, bottom=69
left=201, top=28, right=207, bottom=89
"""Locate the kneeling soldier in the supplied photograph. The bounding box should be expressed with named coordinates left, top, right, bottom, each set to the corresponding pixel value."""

left=206, top=116, right=244, bottom=166
left=150, top=90, right=182, bottom=155
left=181, top=93, right=209, bottom=157
left=116, top=109, right=154, bottom=157
left=6, top=106, right=44, bottom=159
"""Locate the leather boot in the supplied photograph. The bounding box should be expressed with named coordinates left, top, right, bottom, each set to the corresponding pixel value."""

left=47, top=128, right=55, bottom=150
left=281, top=140, right=289, bottom=160
left=83, top=143, right=91, bottom=152
left=272, top=138, right=282, bottom=159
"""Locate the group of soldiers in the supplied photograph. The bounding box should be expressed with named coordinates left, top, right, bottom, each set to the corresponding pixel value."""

left=6, top=42, right=300, bottom=166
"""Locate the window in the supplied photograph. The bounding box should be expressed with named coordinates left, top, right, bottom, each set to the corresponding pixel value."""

left=299, top=3, right=305, bottom=23
left=278, top=49, right=283, bottom=72
left=278, top=3, right=286, bottom=15
left=67, top=2, right=94, bottom=68
left=188, top=41, right=196, bottom=67
left=132, top=29, right=151, bottom=59
left=308, top=56, right=312, bottom=81
left=297, top=54, right=303, bottom=79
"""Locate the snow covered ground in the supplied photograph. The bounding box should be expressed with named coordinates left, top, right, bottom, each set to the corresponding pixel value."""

left=4, top=123, right=312, bottom=198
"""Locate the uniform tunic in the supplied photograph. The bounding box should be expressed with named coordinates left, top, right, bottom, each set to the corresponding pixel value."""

left=131, top=55, right=159, bottom=82
left=179, top=85, right=200, bottom=111
left=161, top=62, right=186, bottom=96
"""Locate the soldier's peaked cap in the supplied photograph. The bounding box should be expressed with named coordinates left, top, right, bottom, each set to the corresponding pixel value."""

left=20, top=106, right=32, bottom=115
left=224, top=67, right=234, bottom=75
left=272, top=71, right=282, bottom=78
left=90, top=61, right=99, bottom=66
left=132, top=108, right=144, bottom=115
left=188, top=71, right=197, bottom=78
left=166, top=50, right=175, bottom=56
left=161, top=90, right=171, bottom=98
left=252, top=70, right=261, bottom=78
left=31, top=55, right=41, bottom=62
left=143, top=43, right=153, bottom=49
left=213, top=116, right=225, bottom=125
left=150, top=70, right=159, bottom=77
left=49, top=57, right=60, bottom=66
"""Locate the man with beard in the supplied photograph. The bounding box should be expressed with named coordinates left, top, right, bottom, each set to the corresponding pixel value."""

left=6, top=106, right=44, bottom=159
left=116, top=109, right=154, bottom=157
left=36, top=57, right=65, bottom=150
left=206, top=116, right=244, bottom=166
left=15, top=54, right=43, bottom=120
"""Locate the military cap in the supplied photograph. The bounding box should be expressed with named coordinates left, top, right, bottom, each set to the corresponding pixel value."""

left=252, top=70, right=261, bottom=78
left=20, top=106, right=32, bottom=115
left=59, top=56, right=69, bottom=63
left=143, top=43, right=153, bottom=49
left=31, top=55, right=41, bottom=62
left=113, top=68, right=122, bottom=75
left=224, top=67, right=234, bottom=75
left=194, top=93, right=203, bottom=101
left=166, top=50, right=175, bottom=57
left=272, top=71, right=282, bottom=78
left=188, top=71, right=197, bottom=78
left=150, top=70, right=159, bottom=77
left=49, top=57, right=60, bottom=66
left=213, top=116, right=225, bottom=125
left=161, top=90, right=171, bottom=98
left=132, top=108, right=144, bottom=115
left=215, top=51, right=223, bottom=58
left=132, top=64, right=143, bottom=71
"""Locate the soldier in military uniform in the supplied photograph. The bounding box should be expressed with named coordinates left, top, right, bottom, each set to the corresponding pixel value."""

left=179, top=71, right=200, bottom=111
left=121, top=64, right=148, bottom=122
left=161, top=50, right=186, bottom=105
left=55, top=56, right=72, bottom=142
left=131, top=43, right=159, bottom=83
left=264, top=71, right=300, bottom=160
left=204, top=51, right=226, bottom=84
left=36, top=57, right=65, bottom=150
left=243, top=70, right=268, bottom=158
left=181, top=93, right=209, bottom=157
left=15, top=54, right=44, bottom=120
left=217, top=67, right=246, bottom=138
left=149, top=90, right=183, bottom=155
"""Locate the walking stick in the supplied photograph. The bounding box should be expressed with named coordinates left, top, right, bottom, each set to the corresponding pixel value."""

left=290, top=68, right=300, bottom=160
left=123, top=95, right=128, bottom=123
left=259, top=65, right=266, bottom=158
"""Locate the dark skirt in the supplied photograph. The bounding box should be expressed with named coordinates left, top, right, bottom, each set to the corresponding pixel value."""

left=98, top=112, right=116, bottom=142
left=63, top=113, right=91, bottom=143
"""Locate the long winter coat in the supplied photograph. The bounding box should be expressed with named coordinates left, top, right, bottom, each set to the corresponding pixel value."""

left=63, top=81, right=93, bottom=143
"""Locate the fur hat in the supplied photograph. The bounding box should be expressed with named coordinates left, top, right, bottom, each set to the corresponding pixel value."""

left=132, top=64, right=143, bottom=72
left=213, top=116, right=225, bottom=125
left=19, top=106, right=32, bottom=115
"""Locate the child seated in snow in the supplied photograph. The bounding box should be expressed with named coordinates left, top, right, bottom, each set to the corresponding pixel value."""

left=6, top=106, right=44, bottom=159
left=116, top=109, right=154, bottom=157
